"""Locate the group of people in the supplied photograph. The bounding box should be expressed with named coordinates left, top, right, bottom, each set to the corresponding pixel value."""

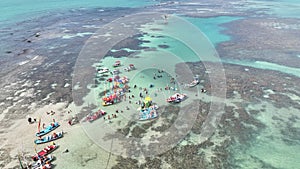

left=153, top=70, right=164, bottom=80
left=27, top=117, right=37, bottom=124
left=103, top=113, right=118, bottom=123
left=46, top=110, right=55, bottom=115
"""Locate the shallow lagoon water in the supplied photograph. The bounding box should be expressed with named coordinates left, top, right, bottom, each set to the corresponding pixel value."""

left=183, top=16, right=242, bottom=45
left=136, top=14, right=300, bottom=169
left=1, top=0, right=300, bottom=168
left=230, top=102, right=300, bottom=169
left=223, top=59, right=300, bottom=78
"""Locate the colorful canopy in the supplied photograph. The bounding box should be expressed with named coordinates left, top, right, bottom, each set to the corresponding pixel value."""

left=145, top=96, right=152, bottom=101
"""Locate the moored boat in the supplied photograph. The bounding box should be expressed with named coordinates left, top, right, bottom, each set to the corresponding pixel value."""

left=112, top=69, right=120, bottom=74
left=124, top=64, right=135, bottom=72
left=166, top=93, right=187, bottom=103
left=187, top=75, right=199, bottom=87
left=139, top=106, right=158, bottom=121
left=187, top=79, right=199, bottom=87
left=33, top=162, right=52, bottom=169
left=36, top=122, right=60, bottom=137
left=97, top=67, right=109, bottom=74
left=102, top=94, right=117, bottom=106
left=113, top=60, right=121, bottom=67
left=102, top=101, right=113, bottom=106
left=34, top=131, right=63, bottom=145
left=32, top=144, right=58, bottom=161
left=86, top=109, right=106, bottom=122
left=138, top=97, right=158, bottom=121
left=31, top=155, right=53, bottom=169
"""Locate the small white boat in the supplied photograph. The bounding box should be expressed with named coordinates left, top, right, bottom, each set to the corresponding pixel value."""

left=113, top=61, right=121, bottom=67
left=112, top=69, right=120, bottom=74
left=187, top=75, right=199, bottom=87
left=124, top=64, right=135, bottom=72
left=98, top=67, right=109, bottom=74
left=166, top=93, right=187, bottom=103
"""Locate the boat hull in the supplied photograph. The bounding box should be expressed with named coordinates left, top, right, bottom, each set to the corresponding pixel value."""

left=34, top=131, right=63, bottom=145
left=36, top=122, right=60, bottom=137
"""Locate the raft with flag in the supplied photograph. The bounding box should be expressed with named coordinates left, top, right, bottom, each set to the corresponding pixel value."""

left=138, top=96, right=159, bottom=121
left=32, top=144, right=58, bottom=161
left=86, top=109, right=106, bottom=122
left=36, top=122, right=60, bottom=137
left=166, top=93, right=187, bottom=103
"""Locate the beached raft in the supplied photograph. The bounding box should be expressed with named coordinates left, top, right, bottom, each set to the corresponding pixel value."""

left=102, top=102, right=113, bottom=106
left=139, top=105, right=158, bottom=121
left=97, top=67, right=109, bottom=74
left=34, top=131, right=63, bottom=145
left=36, top=122, right=60, bottom=137
left=113, top=60, right=121, bottom=67
left=102, top=92, right=120, bottom=106
left=187, top=79, right=199, bottom=87
left=124, top=64, right=135, bottom=72
left=166, top=93, right=187, bottom=103
left=86, top=109, right=106, bottom=122
left=187, top=75, right=200, bottom=88
left=32, top=144, right=58, bottom=161
left=31, top=154, right=53, bottom=169
left=33, top=162, right=52, bottom=169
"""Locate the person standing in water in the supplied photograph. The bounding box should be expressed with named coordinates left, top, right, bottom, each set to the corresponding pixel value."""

left=163, top=14, right=168, bottom=24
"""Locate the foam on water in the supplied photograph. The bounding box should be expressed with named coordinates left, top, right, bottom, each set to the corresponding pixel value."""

left=62, top=32, right=94, bottom=39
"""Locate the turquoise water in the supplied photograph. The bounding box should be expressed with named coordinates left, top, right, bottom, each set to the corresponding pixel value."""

left=183, top=16, right=242, bottom=45
left=139, top=15, right=237, bottom=62
left=139, top=34, right=201, bottom=62
left=137, top=16, right=242, bottom=63
left=0, top=0, right=155, bottom=24
left=248, top=0, right=300, bottom=18
left=230, top=103, right=300, bottom=169
left=137, top=14, right=300, bottom=169
left=223, top=59, right=300, bottom=78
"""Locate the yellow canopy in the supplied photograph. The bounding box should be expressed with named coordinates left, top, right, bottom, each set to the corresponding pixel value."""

left=145, top=96, right=152, bottom=101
